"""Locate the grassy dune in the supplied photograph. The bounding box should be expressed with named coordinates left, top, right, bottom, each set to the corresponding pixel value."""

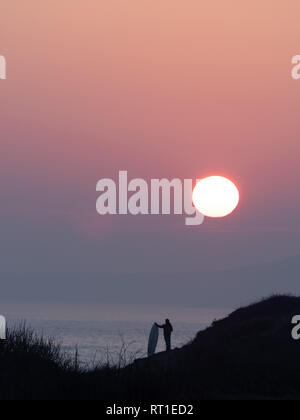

left=1, top=295, right=300, bottom=400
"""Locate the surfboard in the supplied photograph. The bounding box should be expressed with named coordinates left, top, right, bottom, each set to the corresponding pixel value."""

left=148, top=324, right=159, bottom=356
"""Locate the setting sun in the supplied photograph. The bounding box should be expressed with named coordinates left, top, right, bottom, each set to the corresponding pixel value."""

left=192, top=176, right=240, bottom=218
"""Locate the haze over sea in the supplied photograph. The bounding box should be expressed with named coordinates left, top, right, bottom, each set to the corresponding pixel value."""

left=1, top=303, right=230, bottom=366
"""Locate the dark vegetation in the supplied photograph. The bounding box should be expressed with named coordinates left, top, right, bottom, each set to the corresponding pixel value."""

left=1, top=295, right=300, bottom=400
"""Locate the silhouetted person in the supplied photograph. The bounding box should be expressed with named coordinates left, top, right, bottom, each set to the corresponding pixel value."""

left=156, top=319, right=173, bottom=351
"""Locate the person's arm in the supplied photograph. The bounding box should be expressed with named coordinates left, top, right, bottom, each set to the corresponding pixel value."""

left=155, top=323, right=164, bottom=328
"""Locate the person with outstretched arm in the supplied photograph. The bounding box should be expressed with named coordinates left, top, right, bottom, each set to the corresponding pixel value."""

left=156, top=319, right=173, bottom=352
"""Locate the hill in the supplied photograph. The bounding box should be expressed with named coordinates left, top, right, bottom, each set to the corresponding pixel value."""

left=1, top=295, right=300, bottom=400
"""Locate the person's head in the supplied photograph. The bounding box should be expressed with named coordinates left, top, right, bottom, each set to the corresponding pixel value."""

left=166, top=319, right=170, bottom=324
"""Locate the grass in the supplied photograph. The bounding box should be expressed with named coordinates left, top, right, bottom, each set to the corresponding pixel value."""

left=1, top=295, right=300, bottom=400
left=0, top=323, right=145, bottom=400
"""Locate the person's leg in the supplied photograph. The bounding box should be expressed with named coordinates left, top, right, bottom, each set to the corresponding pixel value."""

left=165, top=335, right=171, bottom=351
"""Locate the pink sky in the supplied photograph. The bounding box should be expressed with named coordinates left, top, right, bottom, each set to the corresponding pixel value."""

left=1, top=1, right=300, bottom=306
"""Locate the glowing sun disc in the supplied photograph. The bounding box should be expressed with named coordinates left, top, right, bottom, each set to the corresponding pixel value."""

left=192, top=176, right=240, bottom=218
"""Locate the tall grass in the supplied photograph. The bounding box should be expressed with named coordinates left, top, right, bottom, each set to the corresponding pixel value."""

left=0, top=323, right=76, bottom=371
left=0, top=323, right=144, bottom=399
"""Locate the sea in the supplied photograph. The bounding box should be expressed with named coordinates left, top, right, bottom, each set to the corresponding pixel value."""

left=0, top=302, right=231, bottom=368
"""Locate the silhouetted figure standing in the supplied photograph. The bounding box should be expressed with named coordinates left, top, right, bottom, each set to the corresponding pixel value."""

left=156, top=319, right=173, bottom=352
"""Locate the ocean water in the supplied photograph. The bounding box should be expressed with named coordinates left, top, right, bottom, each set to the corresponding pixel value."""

left=10, top=320, right=202, bottom=367
left=2, top=303, right=231, bottom=367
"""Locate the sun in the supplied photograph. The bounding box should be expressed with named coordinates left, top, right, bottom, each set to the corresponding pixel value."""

left=192, top=176, right=240, bottom=218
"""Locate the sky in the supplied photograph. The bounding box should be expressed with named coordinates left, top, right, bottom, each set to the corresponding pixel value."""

left=1, top=0, right=300, bottom=310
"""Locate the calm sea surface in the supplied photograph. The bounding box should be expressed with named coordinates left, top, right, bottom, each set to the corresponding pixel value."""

left=2, top=303, right=231, bottom=367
